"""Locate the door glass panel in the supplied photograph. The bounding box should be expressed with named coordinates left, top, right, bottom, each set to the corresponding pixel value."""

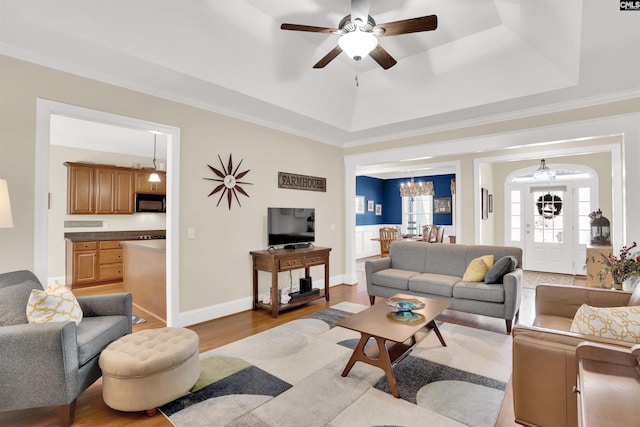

left=577, top=187, right=591, bottom=244
left=533, top=190, right=564, bottom=243
left=510, top=190, right=521, bottom=242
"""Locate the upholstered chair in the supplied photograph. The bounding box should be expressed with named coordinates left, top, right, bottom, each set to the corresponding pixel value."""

left=0, top=270, right=132, bottom=426
left=512, top=283, right=640, bottom=427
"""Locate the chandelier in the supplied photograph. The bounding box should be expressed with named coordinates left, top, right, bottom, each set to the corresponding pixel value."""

left=399, top=176, right=434, bottom=197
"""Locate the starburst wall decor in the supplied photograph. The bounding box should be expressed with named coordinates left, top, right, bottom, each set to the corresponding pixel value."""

left=204, top=154, right=252, bottom=209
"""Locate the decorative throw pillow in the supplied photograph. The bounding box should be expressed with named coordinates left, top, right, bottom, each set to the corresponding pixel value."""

left=570, top=304, right=640, bottom=343
left=26, top=281, right=83, bottom=326
left=462, top=255, right=494, bottom=282
left=484, top=256, right=517, bottom=284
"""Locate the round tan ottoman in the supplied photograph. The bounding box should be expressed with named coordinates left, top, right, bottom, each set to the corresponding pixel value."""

left=99, top=327, right=200, bottom=415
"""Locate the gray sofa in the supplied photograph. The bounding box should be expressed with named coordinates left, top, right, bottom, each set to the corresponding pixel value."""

left=0, top=270, right=132, bottom=426
left=366, top=241, right=523, bottom=333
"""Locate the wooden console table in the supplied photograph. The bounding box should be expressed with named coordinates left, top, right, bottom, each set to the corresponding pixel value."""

left=250, top=246, right=331, bottom=318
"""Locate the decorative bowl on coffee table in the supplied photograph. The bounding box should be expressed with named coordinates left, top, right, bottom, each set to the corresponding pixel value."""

left=386, top=297, right=425, bottom=322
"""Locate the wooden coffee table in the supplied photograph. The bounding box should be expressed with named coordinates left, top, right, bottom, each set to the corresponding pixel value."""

left=336, top=294, right=451, bottom=398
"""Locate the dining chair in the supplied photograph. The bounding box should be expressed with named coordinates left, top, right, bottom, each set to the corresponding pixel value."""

left=378, top=227, right=398, bottom=257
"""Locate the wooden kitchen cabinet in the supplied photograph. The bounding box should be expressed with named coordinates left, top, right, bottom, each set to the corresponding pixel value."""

left=66, top=241, right=98, bottom=285
left=65, top=162, right=136, bottom=215
left=135, top=170, right=166, bottom=194
left=66, top=164, right=95, bottom=214
left=66, top=239, right=127, bottom=286
left=95, top=168, right=134, bottom=214
left=97, top=240, right=124, bottom=281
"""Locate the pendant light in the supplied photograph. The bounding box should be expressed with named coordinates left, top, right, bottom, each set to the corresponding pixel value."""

left=533, top=159, right=555, bottom=180
left=148, top=134, right=161, bottom=183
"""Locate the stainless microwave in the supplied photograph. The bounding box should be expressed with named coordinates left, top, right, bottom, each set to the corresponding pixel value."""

left=134, top=193, right=166, bottom=213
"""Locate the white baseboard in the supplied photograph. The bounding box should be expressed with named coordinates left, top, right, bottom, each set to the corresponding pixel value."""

left=174, top=276, right=351, bottom=327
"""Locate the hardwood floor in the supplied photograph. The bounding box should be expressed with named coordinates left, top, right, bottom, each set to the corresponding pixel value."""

left=0, top=264, right=585, bottom=427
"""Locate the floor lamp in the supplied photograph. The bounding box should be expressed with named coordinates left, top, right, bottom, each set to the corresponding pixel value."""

left=0, top=179, right=14, bottom=228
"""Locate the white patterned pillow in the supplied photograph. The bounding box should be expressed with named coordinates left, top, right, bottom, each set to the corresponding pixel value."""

left=26, top=282, right=83, bottom=326
left=570, top=304, right=640, bottom=343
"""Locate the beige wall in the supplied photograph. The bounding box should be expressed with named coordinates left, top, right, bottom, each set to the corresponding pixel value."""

left=0, top=55, right=345, bottom=315
left=2, top=54, right=639, bottom=322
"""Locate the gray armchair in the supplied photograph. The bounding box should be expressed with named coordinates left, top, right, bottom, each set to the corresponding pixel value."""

left=0, top=270, right=132, bottom=426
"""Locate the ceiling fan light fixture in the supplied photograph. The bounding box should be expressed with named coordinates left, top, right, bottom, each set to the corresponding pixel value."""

left=339, top=29, right=378, bottom=60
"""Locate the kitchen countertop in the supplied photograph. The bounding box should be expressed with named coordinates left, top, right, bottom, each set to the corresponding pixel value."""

left=120, top=240, right=166, bottom=253
left=64, top=230, right=166, bottom=242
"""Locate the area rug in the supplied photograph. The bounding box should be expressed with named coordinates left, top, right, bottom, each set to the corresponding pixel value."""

left=522, top=270, right=574, bottom=289
left=160, top=302, right=512, bottom=427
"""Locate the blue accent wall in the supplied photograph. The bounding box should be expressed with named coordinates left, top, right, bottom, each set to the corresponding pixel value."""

left=356, top=174, right=455, bottom=226
left=355, top=176, right=384, bottom=226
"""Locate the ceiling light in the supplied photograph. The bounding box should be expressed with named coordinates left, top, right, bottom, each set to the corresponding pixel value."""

left=339, top=29, right=378, bottom=60
left=148, top=134, right=161, bottom=182
left=533, top=159, right=555, bottom=180
left=399, top=175, right=434, bottom=198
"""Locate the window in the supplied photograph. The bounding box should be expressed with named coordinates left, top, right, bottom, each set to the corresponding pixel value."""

left=402, top=195, right=433, bottom=236
left=577, top=187, right=591, bottom=245
left=510, top=190, right=521, bottom=242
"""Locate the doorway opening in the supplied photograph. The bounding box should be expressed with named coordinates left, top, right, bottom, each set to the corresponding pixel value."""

left=34, top=99, right=181, bottom=325
left=505, top=163, right=597, bottom=275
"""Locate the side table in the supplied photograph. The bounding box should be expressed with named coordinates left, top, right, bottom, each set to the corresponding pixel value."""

left=250, top=246, right=331, bottom=318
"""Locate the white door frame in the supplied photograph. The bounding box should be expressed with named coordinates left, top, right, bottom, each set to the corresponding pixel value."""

left=34, top=99, right=181, bottom=326
left=506, top=164, right=598, bottom=274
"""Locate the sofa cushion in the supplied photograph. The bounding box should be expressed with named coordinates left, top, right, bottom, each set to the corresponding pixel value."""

left=485, top=256, right=517, bottom=284
left=570, top=304, right=640, bottom=343
left=462, top=255, right=494, bottom=282
left=453, top=281, right=505, bottom=303
left=27, top=282, right=83, bottom=326
left=423, top=244, right=470, bottom=277
left=389, top=241, right=428, bottom=272
left=371, top=269, right=418, bottom=290
left=409, top=273, right=460, bottom=297
left=0, top=279, right=40, bottom=326
left=76, top=316, right=130, bottom=366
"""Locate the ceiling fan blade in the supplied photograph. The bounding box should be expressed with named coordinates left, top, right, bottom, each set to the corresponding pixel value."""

left=374, top=15, right=438, bottom=37
left=351, top=0, right=371, bottom=24
left=280, top=23, right=338, bottom=34
left=313, top=45, right=343, bottom=68
left=369, top=45, right=397, bottom=70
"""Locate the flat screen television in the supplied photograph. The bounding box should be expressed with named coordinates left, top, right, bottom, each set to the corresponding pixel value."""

left=267, top=207, right=315, bottom=247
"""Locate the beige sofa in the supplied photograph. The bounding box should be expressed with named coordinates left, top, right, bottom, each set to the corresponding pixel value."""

left=512, top=284, right=640, bottom=427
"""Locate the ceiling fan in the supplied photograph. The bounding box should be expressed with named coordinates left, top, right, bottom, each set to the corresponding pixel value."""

left=280, top=0, right=437, bottom=70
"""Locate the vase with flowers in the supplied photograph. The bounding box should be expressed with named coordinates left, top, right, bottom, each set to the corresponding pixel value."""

left=598, top=242, right=640, bottom=291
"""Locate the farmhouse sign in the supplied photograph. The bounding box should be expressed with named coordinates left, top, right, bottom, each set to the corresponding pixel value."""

left=278, top=172, right=326, bottom=192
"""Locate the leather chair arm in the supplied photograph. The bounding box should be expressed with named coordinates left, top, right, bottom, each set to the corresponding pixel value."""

left=535, top=284, right=631, bottom=318
left=0, top=322, right=79, bottom=410
left=576, top=341, right=639, bottom=366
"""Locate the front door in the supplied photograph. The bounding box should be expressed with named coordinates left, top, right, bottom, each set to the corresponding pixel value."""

left=524, top=185, right=574, bottom=274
